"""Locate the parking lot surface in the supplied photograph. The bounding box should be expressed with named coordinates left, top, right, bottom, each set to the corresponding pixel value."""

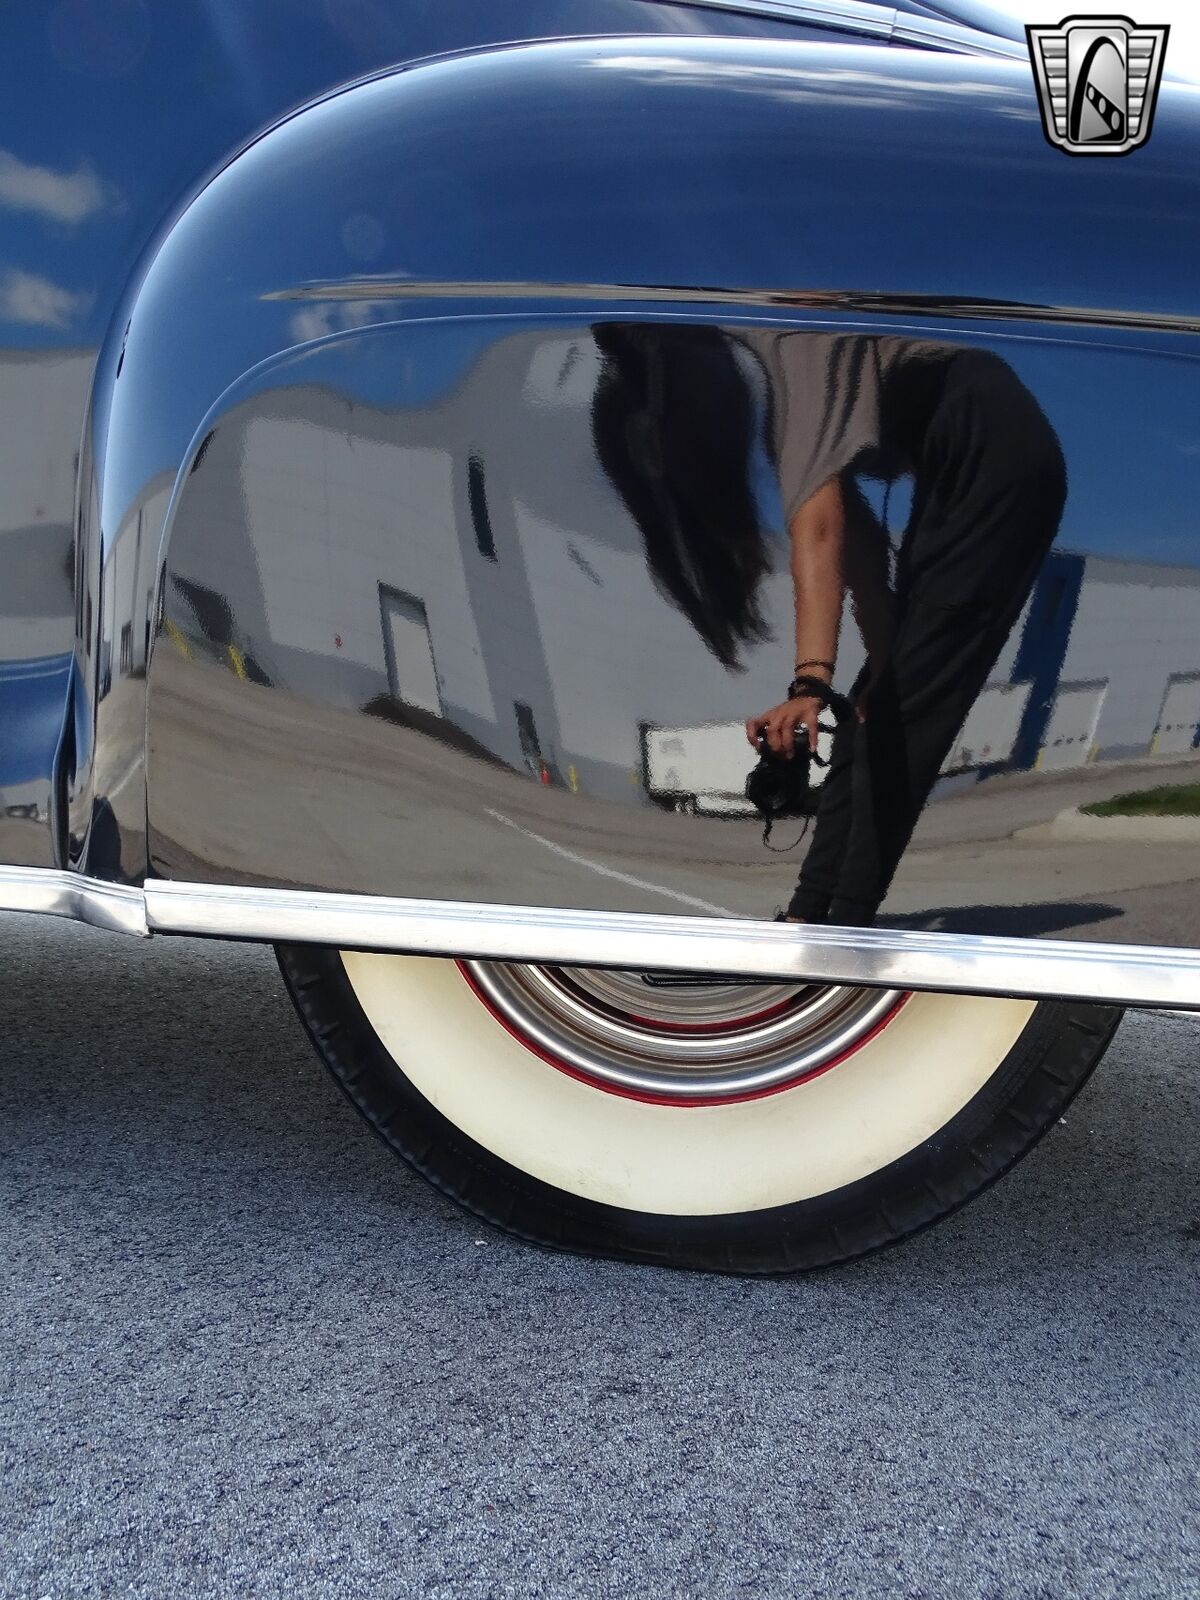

left=2, top=915, right=1197, bottom=1599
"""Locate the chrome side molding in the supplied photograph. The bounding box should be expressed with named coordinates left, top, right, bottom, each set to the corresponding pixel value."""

left=139, top=882, right=1200, bottom=1008
left=0, top=866, right=148, bottom=937
left=4, top=864, right=1200, bottom=1009
left=644, top=0, right=1027, bottom=60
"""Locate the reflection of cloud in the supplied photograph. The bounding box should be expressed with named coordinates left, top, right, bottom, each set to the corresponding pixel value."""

left=0, top=149, right=112, bottom=224
left=288, top=300, right=391, bottom=343
left=0, top=268, right=92, bottom=329
left=587, top=55, right=1027, bottom=112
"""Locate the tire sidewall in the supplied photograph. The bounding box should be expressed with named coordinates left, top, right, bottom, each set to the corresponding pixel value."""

left=278, top=943, right=1121, bottom=1274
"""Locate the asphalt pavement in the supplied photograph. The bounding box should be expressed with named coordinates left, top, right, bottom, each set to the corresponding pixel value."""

left=2, top=914, right=1197, bottom=1599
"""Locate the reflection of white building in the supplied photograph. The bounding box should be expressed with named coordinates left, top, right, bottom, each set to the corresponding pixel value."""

left=1025, top=555, right=1200, bottom=767
left=165, top=328, right=1200, bottom=810
left=99, top=472, right=173, bottom=692
left=0, top=349, right=94, bottom=830
left=0, top=347, right=93, bottom=660
left=167, top=332, right=798, bottom=801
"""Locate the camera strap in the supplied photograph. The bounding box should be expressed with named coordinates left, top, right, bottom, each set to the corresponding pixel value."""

left=762, top=814, right=810, bottom=852
left=760, top=744, right=830, bottom=851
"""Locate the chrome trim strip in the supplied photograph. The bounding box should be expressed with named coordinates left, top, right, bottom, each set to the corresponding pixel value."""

left=659, top=0, right=1025, bottom=58
left=264, top=281, right=1200, bottom=335
left=890, top=15, right=1023, bottom=57
left=144, top=879, right=1200, bottom=1010
left=4, top=866, right=1200, bottom=1008
left=0, top=866, right=148, bottom=937
left=652, top=0, right=898, bottom=39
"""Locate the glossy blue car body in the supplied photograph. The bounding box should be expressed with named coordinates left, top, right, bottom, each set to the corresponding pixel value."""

left=3, top=0, right=1200, bottom=1009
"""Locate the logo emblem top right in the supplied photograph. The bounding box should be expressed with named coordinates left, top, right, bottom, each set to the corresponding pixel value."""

left=1026, top=15, right=1170, bottom=154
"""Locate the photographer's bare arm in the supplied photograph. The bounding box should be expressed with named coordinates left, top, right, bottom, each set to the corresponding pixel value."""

left=745, top=475, right=846, bottom=757
left=745, top=476, right=895, bottom=757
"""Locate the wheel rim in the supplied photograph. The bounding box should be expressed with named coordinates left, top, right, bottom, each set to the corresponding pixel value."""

left=459, top=960, right=906, bottom=1104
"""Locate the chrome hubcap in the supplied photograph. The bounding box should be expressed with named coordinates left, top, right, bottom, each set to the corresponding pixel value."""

left=462, top=962, right=904, bottom=1102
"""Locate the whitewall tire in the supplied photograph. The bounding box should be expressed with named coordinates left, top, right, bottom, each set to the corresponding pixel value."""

left=278, top=945, right=1121, bottom=1274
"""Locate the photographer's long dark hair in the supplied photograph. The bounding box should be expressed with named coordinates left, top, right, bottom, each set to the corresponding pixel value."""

left=591, top=322, right=770, bottom=670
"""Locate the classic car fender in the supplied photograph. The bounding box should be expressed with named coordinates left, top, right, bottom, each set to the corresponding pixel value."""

left=71, top=33, right=1200, bottom=1002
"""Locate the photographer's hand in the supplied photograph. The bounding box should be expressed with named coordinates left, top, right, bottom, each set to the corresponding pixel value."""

left=745, top=688, right=824, bottom=759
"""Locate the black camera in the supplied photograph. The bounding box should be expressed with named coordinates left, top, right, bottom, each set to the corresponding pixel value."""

left=745, top=729, right=820, bottom=823
left=745, top=674, right=852, bottom=842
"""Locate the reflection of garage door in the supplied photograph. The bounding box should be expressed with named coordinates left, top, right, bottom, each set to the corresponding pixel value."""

left=941, top=680, right=1033, bottom=774
left=1152, top=672, right=1200, bottom=755
left=380, top=585, right=442, bottom=715
left=1037, top=680, right=1106, bottom=770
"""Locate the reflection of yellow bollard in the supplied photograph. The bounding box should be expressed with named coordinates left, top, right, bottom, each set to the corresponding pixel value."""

left=227, top=643, right=248, bottom=681
left=567, top=764, right=579, bottom=794
left=162, top=617, right=192, bottom=660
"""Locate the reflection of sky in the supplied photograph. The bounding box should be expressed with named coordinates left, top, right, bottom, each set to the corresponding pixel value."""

left=0, top=0, right=813, bottom=350
left=866, top=330, right=1200, bottom=568
left=1001, top=336, right=1200, bottom=566
left=970, top=0, right=1200, bottom=83
left=6, top=1, right=1198, bottom=355
left=0, top=0, right=347, bottom=347
left=772, top=331, right=1200, bottom=567
left=6, top=7, right=1197, bottom=575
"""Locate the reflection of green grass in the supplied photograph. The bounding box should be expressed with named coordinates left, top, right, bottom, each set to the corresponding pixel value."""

left=1083, top=783, right=1200, bottom=818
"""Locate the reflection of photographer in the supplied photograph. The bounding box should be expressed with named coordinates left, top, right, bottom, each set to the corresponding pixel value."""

left=746, top=474, right=892, bottom=754
left=592, top=326, right=1065, bottom=927
left=747, top=343, right=1065, bottom=926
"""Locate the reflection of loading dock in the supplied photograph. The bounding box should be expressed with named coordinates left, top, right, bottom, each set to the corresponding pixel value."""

left=941, top=680, right=1032, bottom=774
left=379, top=585, right=442, bottom=715
left=643, top=682, right=1031, bottom=815
left=1151, top=672, right=1200, bottom=755
left=1037, top=679, right=1107, bottom=770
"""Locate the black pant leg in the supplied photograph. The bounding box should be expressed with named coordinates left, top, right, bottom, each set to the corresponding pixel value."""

left=786, top=665, right=867, bottom=922
left=823, top=600, right=1024, bottom=925
left=788, top=350, right=1066, bottom=926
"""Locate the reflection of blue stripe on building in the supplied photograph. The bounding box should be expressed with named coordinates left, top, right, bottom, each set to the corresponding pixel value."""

left=998, top=550, right=1200, bottom=772
left=1008, top=550, right=1087, bottom=772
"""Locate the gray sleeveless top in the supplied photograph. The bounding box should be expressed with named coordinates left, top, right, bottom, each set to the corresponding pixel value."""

left=736, top=330, right=955, bottom=525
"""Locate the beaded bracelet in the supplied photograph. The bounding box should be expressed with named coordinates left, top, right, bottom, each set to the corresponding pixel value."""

left=788, top=674, right=853, bottom=725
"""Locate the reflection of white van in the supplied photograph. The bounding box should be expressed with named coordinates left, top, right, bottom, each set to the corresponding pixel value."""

left=642, top=719, right=835, bottom=816
left=644, top=681, right=1034, bottom=813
